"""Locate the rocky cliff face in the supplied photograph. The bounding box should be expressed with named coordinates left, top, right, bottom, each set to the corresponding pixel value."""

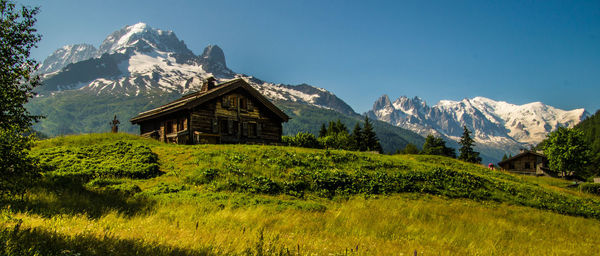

left=38, top=44, right=97, bottom=74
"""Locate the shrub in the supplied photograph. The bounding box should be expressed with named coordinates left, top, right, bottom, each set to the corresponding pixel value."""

left=185, top=168, right=220, bottom=185
left=283, top=132, right=321, bottom=148
left=32, top=141, right=161, bottom=180
left=580, top=183, right=600, bottom=196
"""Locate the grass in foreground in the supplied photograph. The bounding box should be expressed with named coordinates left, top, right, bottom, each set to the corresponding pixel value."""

left=1, top=133, right=599, bottom=255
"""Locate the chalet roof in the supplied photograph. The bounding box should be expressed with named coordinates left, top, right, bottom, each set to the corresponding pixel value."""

left=497, top=151, right=547, bottom=165
left=130, top=78, right=289, bottom=124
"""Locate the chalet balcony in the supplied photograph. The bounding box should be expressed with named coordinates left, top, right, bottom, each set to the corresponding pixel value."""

left=166, top=129, right=190, bottom=144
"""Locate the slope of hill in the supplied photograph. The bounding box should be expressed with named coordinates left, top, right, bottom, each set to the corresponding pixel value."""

left=4, top=133, right=600, bottom=255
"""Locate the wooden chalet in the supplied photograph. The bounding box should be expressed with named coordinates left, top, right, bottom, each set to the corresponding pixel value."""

left=497, top=151, right=551, bottom=176
left=130, top=78, right=289, bottom=145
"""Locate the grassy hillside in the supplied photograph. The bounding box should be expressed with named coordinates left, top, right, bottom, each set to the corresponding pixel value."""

left=2, top=133, right=600, bottom=255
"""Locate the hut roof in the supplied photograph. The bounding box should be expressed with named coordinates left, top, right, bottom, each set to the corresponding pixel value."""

left=130, top=78, right=289, bottom=124
left=497, top=151, right=546, bottom=166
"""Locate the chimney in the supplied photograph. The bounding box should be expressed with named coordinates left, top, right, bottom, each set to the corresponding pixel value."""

left=201, top=76, right=217, bottom=92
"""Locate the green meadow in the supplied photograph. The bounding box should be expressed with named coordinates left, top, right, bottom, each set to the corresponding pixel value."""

left=1, top=133, right=599, bottom=255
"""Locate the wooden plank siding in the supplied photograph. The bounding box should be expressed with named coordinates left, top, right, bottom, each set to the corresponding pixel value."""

left=136, top=82, right=286, bottom=145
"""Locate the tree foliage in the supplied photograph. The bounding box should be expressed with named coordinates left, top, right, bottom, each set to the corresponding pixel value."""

left=285, top=117, right=382, bottom=153
left=458, top=126, right=481, bottom=164
left=574, top=110, right=600, bottom=176
left=282, top=132, right=320, bottom=148
left=398, top=143, right=420, bottom=154
left=0, top=0, right=42, bottom=195
left=543, top=127, right=591, bottom=178
left=421, top=135, right=455, bottom=158
left=362, top=117, right=382, bottom=153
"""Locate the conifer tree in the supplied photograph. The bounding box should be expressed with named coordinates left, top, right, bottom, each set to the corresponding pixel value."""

left=335, top=119, right=348, bottom=135
left=351, top=122, right=364, bottom=151
left=362, top=117, right=382, bottom=152
left=402, top=143, right=420, bottom=154
left=458, top=126, right=482, bottom=163
left=421, top=135, right=455, bottom=158
left=502, top=154, right=508, bottom=161
left=318, top=123, right=327, bottom=137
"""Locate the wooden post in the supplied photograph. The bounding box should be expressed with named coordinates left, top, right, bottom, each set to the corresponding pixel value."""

left=110, top=115, right=120, bottom=133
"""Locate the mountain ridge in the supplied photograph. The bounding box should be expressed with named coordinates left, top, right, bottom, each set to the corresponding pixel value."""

left=367, top=94, right=589, bottom=160
left=36, top=23, right=354, bottom=115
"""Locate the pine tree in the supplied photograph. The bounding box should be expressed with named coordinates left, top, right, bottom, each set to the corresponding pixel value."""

left=318, top=123, right=327, bottom=138
left=351, top=122, right=364, bottom=151
left=458, top=126, right=482, bottom=163
left=362, top=117, right=382, bottom=152
left=421, top=135, right=455, bottom=158
left=335, top=119, right=348, bottom=135
left=502, top=154, right=508, bottom=161
left=402, top=143, right=420, bottom=154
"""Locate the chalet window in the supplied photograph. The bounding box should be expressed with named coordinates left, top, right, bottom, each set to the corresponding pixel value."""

left=248, top=123, right=257, bottom=137
left=220, top=119, right=228, bottom=134
left=256, top=123, right=262, bottom=137
left=222, top=96, right=230, bottom=108
left=233, top=121, right=239, bottom=135
left=509, top=163, right=515, bottom=169
left=247, top=100, right=254, bottom=111
left=240, top=97, right=247, bottom=111
left=178, top=118, right=186, bottom=131
left=525, top=162, right=531, bottom=169
left=228, top=119, right=234, bottom=134
left=242, top=122, right=248, bottom=137
left=229, top=96, right=237, bottom=108
left=211, top=119, right=218, bottom=133
left=166, top=121, right=174, bottom=134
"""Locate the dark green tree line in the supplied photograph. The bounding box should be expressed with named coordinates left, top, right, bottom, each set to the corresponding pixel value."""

left=284, top=117, right=382, bottom=153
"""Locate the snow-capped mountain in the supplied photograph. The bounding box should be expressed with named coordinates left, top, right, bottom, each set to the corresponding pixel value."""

left=367, top=94, right=589, bottom=152
left=38, top=44, right=97, bottom=74
left=38, top=22, right=355, bottom=115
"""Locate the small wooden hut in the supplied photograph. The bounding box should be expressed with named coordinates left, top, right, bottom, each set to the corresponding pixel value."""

left=130, top=78, right=289, bottom=145
left=497, top=151, right=551, bottom=176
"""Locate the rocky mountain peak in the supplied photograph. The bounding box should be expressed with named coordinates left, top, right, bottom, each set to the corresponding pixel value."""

left=373, top=94, right=392, bottom=110
left=201, top=45, right=226, bottom=67
left=97, top=22, right=193, bottom=56
left=199, top=44, right=230, bottom=76
left=38, top=44, right=97, bottom=74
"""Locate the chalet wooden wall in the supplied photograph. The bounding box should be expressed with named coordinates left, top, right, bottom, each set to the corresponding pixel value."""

left=134, top=79, right=287, bottom=145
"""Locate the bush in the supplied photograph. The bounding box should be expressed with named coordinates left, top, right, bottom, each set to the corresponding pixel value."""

left=185, top=168, right=220, bottom=185
left=32, top=141, right=161, bottom=180
left=580, top=183, right=600, bottom=195
left=283, top=132, right=321, bottom=148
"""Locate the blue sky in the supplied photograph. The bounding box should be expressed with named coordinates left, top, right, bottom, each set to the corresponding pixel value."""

left=20, top=0, right=600, bottom=113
